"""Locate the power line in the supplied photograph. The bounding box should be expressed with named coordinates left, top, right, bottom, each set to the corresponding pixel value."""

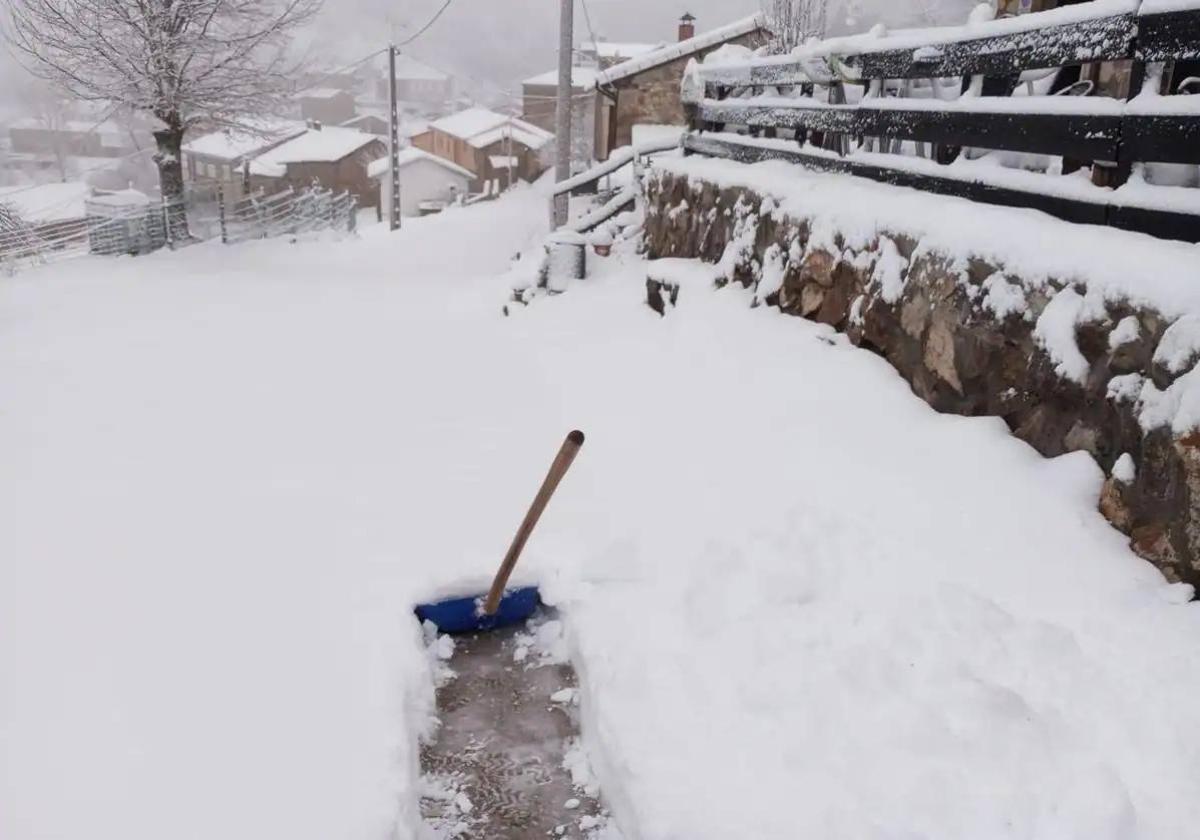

left=295, top=48, right=388, bottom=95
left=579, top=0, right=603, bottom=53
left=397, top=0, right=456, bottom=47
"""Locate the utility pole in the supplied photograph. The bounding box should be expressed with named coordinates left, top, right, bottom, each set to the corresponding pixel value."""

left=388, top=44, right=402, bottom=231
left=504, top=122, right=513, bottom=192
left=551, top=0, right=574, bottom=227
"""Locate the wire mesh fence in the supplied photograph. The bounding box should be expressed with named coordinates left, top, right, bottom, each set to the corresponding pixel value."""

left=218, top=185, right=357, bottom=245
left=1, top=181, right=358, bottom=275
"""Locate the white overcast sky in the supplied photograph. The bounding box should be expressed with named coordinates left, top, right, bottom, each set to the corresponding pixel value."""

left=311, top=0, right=979, bottom=92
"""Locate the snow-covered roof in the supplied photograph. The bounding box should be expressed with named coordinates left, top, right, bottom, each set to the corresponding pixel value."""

left=468, top=120, right=553, bottom=151
left=393, top=55, right=450, bottom=81
left=582, top=40, right=665, bottom=59
left=522, top=66, right=601, bottom=88
left=367, top=147, right=474, bottom=180
left=0, top=181, right=93, bottom=223
left=429, top=107, right=511, bottom=140
left=402, top=119, right=430, bottom=138
left=427, top=108, right=553, bottom=150
left=299, top=88, right=350, bottom=100
left=88, top=187, right=151, bottom=208
left=596, top=13, right=767, bottom=86
left=250, top=126, right=381, bottom=173
left=182, top=120, right=305, bottom=162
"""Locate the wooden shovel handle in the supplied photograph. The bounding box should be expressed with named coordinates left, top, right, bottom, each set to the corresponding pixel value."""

left=482, top=430, right=585, bottom=615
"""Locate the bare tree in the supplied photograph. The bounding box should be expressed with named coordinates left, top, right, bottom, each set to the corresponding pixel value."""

left=6, top=0, right=322, bottom=239
left=761, top=0, right=829, bottom=52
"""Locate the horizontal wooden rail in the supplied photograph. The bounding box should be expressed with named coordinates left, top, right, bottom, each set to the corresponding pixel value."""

left=699, top=98, right=1133, bottom=161
left=1136, top=8, right=1200, bottom=61
left=681, top=132, right=1200, bottom=244
left=847, top=12, right=1136, bottom=81
left=695, top=8, right=1200, bottom=88
left=700, top=97, right=1200, bottom=166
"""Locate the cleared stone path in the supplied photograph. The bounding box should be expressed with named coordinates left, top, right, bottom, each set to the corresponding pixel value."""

left=420, top=615, right=608, bottom=839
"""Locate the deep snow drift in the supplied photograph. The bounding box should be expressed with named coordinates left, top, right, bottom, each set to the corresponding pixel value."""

left=2, top=183, right=1199, bottom=840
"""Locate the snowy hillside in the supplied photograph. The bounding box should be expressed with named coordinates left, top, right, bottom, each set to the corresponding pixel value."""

left=2, top=183, right=1199, bottom=840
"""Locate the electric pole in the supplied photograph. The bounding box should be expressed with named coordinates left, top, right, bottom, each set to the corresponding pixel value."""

left=388, top=44, right=402, bottom=231
left=551, top=0, right=574, bottom=227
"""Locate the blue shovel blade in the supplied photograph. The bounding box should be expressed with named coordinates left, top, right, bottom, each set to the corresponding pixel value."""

left=414, top=586, right=540, bottom=634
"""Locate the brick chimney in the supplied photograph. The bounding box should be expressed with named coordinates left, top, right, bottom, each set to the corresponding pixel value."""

left=678, top=12, right=696, bottom=41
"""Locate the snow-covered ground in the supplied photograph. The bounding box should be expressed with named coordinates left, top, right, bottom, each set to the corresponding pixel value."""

left=3, top=182, right=1200, bottom=840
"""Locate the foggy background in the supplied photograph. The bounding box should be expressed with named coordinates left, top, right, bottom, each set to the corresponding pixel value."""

left=0, top=1, right=980, bottom=110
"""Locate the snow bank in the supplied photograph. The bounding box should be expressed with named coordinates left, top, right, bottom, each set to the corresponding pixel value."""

left=653, top=151, right=1200, bottom=318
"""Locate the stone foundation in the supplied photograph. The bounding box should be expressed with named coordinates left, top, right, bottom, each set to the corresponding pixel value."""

left=644, top=167, right=1200, bottom=590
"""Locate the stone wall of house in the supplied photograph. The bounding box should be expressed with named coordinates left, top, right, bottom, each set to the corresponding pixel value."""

left=609, top=31, right=766, bottom=151
left=643, top=167, right=1200, bottom=591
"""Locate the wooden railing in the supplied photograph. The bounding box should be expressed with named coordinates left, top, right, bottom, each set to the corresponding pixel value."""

left=684, top=0, right=1200, bottom=243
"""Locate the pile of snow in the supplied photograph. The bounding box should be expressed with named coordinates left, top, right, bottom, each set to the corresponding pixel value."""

left=654, top=151, right=1200, bottom=316
left=2, top=179, right=1200, bottom=840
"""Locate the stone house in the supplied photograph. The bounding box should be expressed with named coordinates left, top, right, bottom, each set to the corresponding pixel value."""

left=594, top=13, right=769, bottom=159
left=248, top=125, right=386, bottom=208
left=410, top=107, right=553, bottom=192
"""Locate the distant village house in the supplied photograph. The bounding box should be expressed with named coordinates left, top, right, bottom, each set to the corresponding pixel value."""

left=340, top=113, right=389, bottom=137
left=376, top=55, right=455, bottom=107
left=181, top=121, right=305, bottom=199
left=248, top=124, right=386, bottom=208
left=410, top=108, right=553, bottom=192
left=368, top=147, right=473, bottom=219
left=298, top=88, right=357, bottom=127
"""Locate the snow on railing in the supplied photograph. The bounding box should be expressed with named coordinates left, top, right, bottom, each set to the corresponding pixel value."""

left=682, top=0, right=1200, bottom=243
left=565, top=185, right=638, bottom=234
left=552, top=136, right=684, bottom=197
left=690, top=1, right=1158, bottom=89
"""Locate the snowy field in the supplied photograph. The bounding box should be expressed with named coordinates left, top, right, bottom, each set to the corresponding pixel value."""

left=3, top=182, right=1200, bottom=840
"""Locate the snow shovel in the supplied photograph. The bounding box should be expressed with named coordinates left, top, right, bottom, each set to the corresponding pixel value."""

left=414, top=430, right=585, bottom=633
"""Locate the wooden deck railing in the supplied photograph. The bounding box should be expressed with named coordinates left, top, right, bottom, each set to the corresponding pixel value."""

left=684, top=0, right=1200, bottom=242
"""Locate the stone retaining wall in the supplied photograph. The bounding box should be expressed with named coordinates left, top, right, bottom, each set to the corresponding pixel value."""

left=644, top=167, right=1200, bottom=590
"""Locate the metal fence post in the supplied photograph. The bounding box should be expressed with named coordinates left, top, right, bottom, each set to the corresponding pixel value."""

left=217, top=183, right=228, bottom=244
left=161, top=194, right=174, bottom=250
